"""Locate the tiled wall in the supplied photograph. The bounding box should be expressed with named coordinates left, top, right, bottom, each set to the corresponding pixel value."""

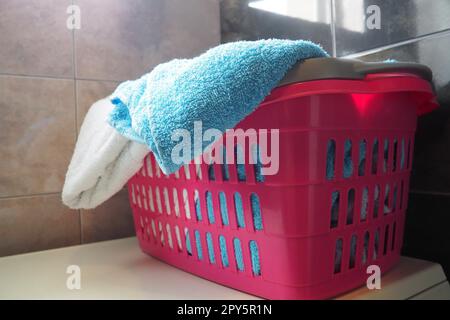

left=221, top=0, right=450, bottom=276
left=0, top=0, right=220, bottom=256
left=2, top=0, right=448, bottom=278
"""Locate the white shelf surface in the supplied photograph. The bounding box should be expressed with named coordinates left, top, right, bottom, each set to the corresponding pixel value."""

left=0, top=237, right=448, bottom=300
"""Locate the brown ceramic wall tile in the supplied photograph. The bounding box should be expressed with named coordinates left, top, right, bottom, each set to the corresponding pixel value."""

left=76, top=80, right=119, bottom=130
left=0, top=0, right=220, bottom=256
left=0, top=194, right=80, bottom=257
left=74, top=0, right=220, bottom=81
left=80, top=189, right=135, bottom=243
left=0, top=76, right=76, bottom=197
left=0, top=0, right=73, bottom=77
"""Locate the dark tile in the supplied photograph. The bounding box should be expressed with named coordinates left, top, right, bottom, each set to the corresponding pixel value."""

left=0, top=194, right=80, bottom=257
left=335, top=0, right=450, bottom=56
left=356, top=34, right=450, bottom=192
left=411, top=106, right=450, bottom=192
left=0, top=76, right=76, bottom=197
left=0, top=0, right=73, bottom=77
left=221, top=0, right=333, bottom=53
left=81, top=189, right=135, bottom=243
left=403, top=193, right=450, bottom=279
left=356, top=33, right=450, bottom=99
left=75, top=0, right=220, bottom=81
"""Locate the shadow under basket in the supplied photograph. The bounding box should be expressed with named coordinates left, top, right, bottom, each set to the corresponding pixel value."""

left=127, top=60, right=437, bottom=299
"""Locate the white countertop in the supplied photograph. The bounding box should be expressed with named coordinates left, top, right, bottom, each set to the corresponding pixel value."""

left=0, top=237, right=448, bottom=300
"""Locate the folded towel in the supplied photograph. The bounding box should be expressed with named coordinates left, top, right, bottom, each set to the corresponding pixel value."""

left=109, top=39, right=328, bottom=174
left=62, top=99, right=149, bottom=209
left=63, top=40, right=328, bottom=209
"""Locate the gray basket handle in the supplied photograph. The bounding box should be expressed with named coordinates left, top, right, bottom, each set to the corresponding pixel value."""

left=278, top=57, right=433, bottom=87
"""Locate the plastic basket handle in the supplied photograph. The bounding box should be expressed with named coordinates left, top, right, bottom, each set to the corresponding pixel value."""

left=279, top=57, right=433, bottom=87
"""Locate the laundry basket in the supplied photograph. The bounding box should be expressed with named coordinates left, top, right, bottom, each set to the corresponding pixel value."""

left=127, top=58, right=437, bottom=299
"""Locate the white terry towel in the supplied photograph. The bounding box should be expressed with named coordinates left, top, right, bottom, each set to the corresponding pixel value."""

left=62, top=98, right=149, bottom=209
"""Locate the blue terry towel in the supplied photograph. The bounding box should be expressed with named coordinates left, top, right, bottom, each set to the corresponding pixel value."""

left=108, top=39, right=328, bottom=174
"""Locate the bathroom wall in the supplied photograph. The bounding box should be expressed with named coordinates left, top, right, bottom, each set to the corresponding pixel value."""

left=0, top=0, right=220, bottom=256
left=221, top=0, right=450, bottom=276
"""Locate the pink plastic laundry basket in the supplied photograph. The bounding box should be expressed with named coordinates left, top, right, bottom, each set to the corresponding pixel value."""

left=127, top=58, right=437, bottom=299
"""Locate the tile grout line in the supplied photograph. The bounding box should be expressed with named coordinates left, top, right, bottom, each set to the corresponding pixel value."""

left=409, top=189, right=450, bottom=197
left=0, top=72, right=121, bottom=83
left=72, top=0, right=83, bottom=246
left=330, top=0, right=337, bottom=57
left=341, top=27, right=450, bottom=58
left=73, top=2, right=78, bottom=137
left=0, top=192, right=61, bottom=200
